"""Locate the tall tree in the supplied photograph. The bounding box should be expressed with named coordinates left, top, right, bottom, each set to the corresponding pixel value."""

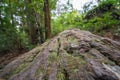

left=34, top=13, right=44, bottom=44
left=44, top=0, right=51, bottom=39
left=25, top=0, right=38, bottom=45
left=0, top=2, right=2, bottom=28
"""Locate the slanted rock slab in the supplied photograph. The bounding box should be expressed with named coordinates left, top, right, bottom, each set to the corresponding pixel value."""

left=0, top=29, right=120, bottom=80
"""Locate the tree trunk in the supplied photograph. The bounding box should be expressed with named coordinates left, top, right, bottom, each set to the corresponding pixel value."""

left=0, top=29, right=120, bottom=80
left=25, top=0, right=38, bottom=45
left=34, top=13, right=44, bottom=44
left=44, top=0, right=51, bottom=39
left=9, top=0, right=14, bottom=28
left=0, top=9, right=2, bottom=28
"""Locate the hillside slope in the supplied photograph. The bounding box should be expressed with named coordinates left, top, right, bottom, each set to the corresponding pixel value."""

left=0, top=29, right=120, bottom=80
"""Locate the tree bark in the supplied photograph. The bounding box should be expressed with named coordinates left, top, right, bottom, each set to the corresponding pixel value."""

left=25, top=0, right=38, bottom=45
left=44, top=0, right=51, bottom=39
left=0, top=8, right=2, bottom=28
left=35, top=13, right=44, bottom=44
left=9, top=0, right=14, bottom=28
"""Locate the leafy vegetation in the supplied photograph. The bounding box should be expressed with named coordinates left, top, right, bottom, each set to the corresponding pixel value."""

left=0, top=0, right=120, bottom=54
left=52, top=0, right=120, bottom=37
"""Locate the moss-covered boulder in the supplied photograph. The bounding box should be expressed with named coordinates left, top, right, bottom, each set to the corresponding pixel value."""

left=0, top=29, right=120, bottom=80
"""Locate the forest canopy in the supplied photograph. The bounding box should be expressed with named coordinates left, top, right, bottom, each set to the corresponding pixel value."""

left=0, top=0, right=120, bottom=53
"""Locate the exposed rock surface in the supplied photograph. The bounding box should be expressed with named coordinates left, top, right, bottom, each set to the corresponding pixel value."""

left=0, top=29, right=120, bottom=80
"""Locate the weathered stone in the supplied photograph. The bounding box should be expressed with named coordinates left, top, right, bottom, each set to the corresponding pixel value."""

left=0, top=29, right=120, bottom=80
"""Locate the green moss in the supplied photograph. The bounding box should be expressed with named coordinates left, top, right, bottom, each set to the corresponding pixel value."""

left=83, top=53, right=96, bottom=59
left=63, top=51, right=87, bottom=65
left=93, top=39, right=105, bottom=45
left=67, top=36, right=79, bottom=45
left=57, top=72, right=65, bottom=80
left=3, top=62, right=29, bottom=79
left=78, top=56, right=87, bottom=64
left=3, top=74, right=10, bottom=79
left=35, top=52, right=59, bottom=77
left=35, top=66, right=45, bottom=77
left=62, top=53, right=86, bottom=72
left=73, top=69, right=79, bottom=73
left=104, top=59, right=115, bottom=65
left=51, top=41, right=59, bottom=52
left=49, top=52, right=58, bottom=63
left=27, top=54, right=36, bottom=62
left=12, top=62, right=29, bottom=74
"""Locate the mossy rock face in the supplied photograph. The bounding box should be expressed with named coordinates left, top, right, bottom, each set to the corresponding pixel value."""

left=0, top=29, right=120, bottom=80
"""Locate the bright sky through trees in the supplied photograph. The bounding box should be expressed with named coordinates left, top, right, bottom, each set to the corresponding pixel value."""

left=72, top=0, right=97, bottom=10
left=60, top=0, right=98, bottom=10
